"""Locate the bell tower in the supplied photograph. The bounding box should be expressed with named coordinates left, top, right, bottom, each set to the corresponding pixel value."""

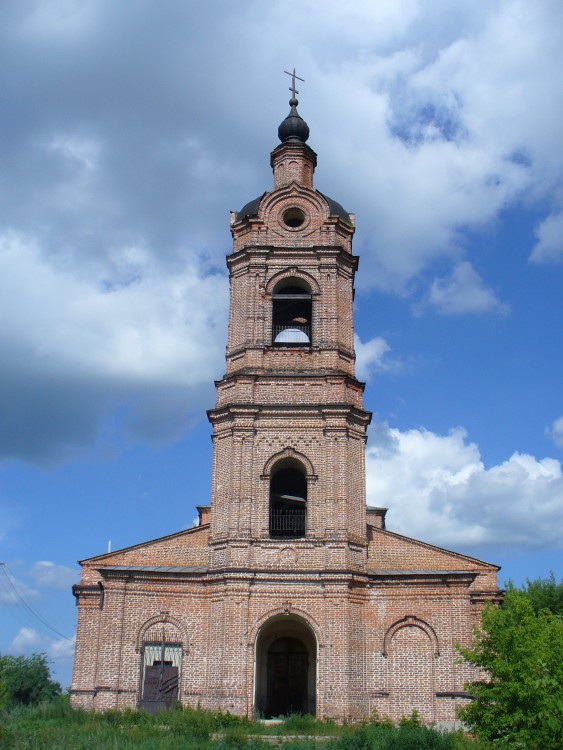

left=207, top=81, right=371, bottom=573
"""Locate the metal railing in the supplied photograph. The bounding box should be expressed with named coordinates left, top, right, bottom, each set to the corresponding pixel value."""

left=272, top=324, right=311, bottom=344
left=270, top=508, right=306, bottom=536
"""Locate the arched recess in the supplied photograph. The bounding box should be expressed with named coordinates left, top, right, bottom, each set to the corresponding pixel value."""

left=136, top=614, right=190, bottom=653
left=136, top=615, right=189, bottom=713
left=270, top=277, right=313, bottom=346
left=250, top=605, right=325, bottom=648
left=262, top=447, right=317, bottom=481
left=253, top=611, right=320, bottom=718
left=384, top=617, right=437, bottom=724
left=265, top=269, right=320, bottom=297
left=262, top=449, right=316, bottom=539
left=382, top=616, right=439, bottom=657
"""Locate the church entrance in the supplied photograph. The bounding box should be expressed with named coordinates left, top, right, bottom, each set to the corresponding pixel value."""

left=266, top=637, right=308, bottom=716
left=255, top=616, right=316, bottom=718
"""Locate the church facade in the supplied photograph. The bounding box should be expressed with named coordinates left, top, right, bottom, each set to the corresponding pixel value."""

left=71, top=91, right=501, bottom=723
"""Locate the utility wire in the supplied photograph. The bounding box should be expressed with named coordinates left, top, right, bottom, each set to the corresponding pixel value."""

left=0, top=563, right=74, bottom=642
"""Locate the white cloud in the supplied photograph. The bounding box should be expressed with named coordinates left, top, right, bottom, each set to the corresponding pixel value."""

left=548, top=416, right=563, bottom=449
left=9, top=627, right=75, bottom=663
left=48, top=134, right=100, bottom=173
left=9, top=627, right=44, bottom=653
left=30, top=562, right=80, bottom=590
left=354, top=334, right=395, bottom=381
left=0, top=0, right=561, bottom=461
left=366, top=423, right=563, bottom=551
left=425, top=261, right=509, bottom=315
left=297, top=0, right=563, bottom=288
left=0, top=231, right=228, bottom=462
left=531, top=212, right=563, bottom=263
left=47, top=634, right=76, bottom=662
left=0, top=569, right=39, bottom=605
left=0, top=232, right=227, bottom=385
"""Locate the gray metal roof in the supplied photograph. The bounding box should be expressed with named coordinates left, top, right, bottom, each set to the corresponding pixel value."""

left=236, top=193, right=266, bottom=222
left=99, top=565, right=208, bottom=575
left=236, top=191, right=351, bottom=225
left=316, top=191, right=352, bottom=224
left=367, top=569, right=477, bottom=577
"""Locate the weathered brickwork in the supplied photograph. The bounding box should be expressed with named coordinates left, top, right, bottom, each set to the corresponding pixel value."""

left=71, top=103, right=501, bottom=723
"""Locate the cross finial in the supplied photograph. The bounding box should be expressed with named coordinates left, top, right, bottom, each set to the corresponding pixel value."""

left=284, top=67, right=305, bottom=101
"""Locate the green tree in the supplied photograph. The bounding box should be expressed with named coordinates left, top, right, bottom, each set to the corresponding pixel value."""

left=0, top=678, right=9, bottom=709
left=506, top=570, right=563, bottom=615
left=0, top=653, right=61, bottom=707
left=458, top=590, right=563, bottom=750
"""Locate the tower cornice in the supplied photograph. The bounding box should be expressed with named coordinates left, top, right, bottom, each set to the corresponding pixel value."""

left=226, top=245, right=359, bottom=274
left=208, top=402, right=372, bottom=430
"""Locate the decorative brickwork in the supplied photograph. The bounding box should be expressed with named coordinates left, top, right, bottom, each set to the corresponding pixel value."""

left=71, top=99, right=501, bottom=722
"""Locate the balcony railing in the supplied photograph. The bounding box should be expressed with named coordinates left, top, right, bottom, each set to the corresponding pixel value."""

left=270, top=508, right=306, bottom=537
left=272, top=325, right=311, bottom=345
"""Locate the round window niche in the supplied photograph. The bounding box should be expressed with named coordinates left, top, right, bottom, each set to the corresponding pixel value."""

left=282, top=207, right=306, bottom=229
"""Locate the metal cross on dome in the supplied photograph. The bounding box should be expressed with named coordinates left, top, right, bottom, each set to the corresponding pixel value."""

left=284, top=67, right=305, bottom=99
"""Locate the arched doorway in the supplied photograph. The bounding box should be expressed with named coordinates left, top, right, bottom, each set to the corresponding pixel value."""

left=255, top=616, right=317, bottom=718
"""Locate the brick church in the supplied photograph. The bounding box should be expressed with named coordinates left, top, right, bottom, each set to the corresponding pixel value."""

left=71, top=81, right=501, bottom=723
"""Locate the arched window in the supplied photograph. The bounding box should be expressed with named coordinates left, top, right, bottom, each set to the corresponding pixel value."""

left=272, top=279, right=312, bottom=346
left=269, top=459, right=307, bottom=538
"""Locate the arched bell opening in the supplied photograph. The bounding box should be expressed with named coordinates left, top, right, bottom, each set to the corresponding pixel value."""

left=272, top=278, right=312, bottom=346
left=269, top=459, right=306, bottom=538
left=255, top=615, right=317, bottom=718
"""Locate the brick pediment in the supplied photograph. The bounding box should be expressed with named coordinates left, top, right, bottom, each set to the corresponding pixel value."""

left=79, top=525, right=210, bottom=572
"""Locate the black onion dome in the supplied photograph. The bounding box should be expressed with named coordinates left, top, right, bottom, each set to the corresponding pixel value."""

left=278, top=97, right=310, bottom=143
left=317, top=190, right=352, bottom=224
left=236, top=192, right=267, bottom=221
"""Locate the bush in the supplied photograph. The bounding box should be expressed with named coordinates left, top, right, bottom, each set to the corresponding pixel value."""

left=329, top=715, right=455, bottom=750
left=0, top=653, right=61, bottom=708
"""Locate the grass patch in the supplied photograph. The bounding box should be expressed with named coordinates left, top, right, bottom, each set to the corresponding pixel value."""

left=253, top=714, right=339, bottom=736
left=0, top=701, right=490, bottom=750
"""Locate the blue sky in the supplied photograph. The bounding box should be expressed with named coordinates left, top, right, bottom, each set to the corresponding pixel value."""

left=0, top=0, right=562, bottom=689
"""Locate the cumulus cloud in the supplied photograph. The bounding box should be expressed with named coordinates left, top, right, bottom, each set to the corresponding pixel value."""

left=2, top=0, right=561, bottom=287
left=0, top=232, right=227, bottom=463
left=9, top=627, right=43, bottom=653
left=9, top=627, right=75, bottom=663
left=29, top=562, right=80, bottom=590
left=302, top=0, right=563, bottom=289
left=531, top=212, right=563, bottom=263
left=366, top=423, right=563, bottom=552
left=425, top=261, right=509, bottom=315
left=354, top=334, right=396, bottom=381
left=548, top=416, right=563, bottom=449
left=0, top=1, right=561, bottom=462
left=0, top=234, right=226, bottom=382
left=0, top=570, right=39, bottom=605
